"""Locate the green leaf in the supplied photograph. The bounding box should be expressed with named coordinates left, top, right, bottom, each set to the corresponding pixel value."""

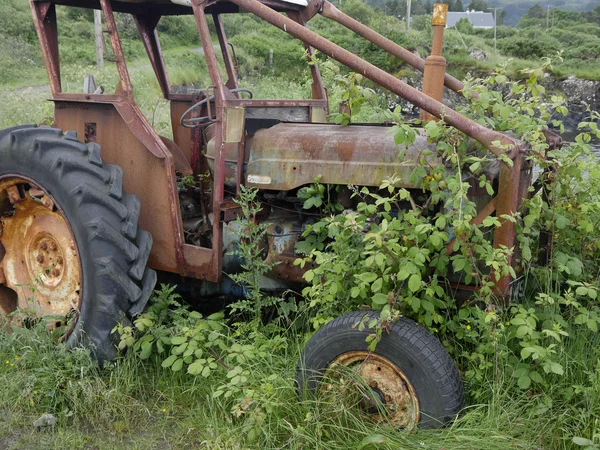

left=207, top=312, right=224, bottom=321
left=171, top=358, right=184, bottom=372
left=358, top=434, right=388, bottom=448
left=139, top=341, right=153, bottom=360
left=372, top=293, right=389, bottom=306
left=548, top=361, right=564, bottom=375
left=518, top=374, right=531, bottom=389
left=572, top=437, right=595, bottom=446
left=435, top=216, right=446, bottom=230
left=555, top=215, right=570, bottom=230
left=575, top=286, right=588, bottom=297
left=187, top=360, right=204, bottom=375
left=161, top=355, right=178, bottom=368
left=529, top=371, right=544, bottom=384
left=398, top=267, right=411, bottom=281
left=170, top=336, right=187, bottom=345
left=371, top=277, right=383, bottom=293
left=408, top=274, right=421, bottom=293
left=522, top=245, right=532, bottom=262
left=360, top=272, right=379, bottom=283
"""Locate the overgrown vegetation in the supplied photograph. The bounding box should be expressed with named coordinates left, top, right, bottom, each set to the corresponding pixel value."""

left=1, top=0, right=600, bottom=449
left=3, top=57, right=598, bottom=449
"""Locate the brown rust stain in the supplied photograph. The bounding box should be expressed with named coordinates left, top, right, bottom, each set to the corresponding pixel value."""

left=329, top=351, right=420, bottom=429
left=0, top=178, right=81, bottom=320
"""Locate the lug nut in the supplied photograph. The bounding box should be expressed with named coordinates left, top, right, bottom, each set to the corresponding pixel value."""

left=40, top=242, right=47, bottom=250
left=36, top=254, right=44, bottom=264
left=57, top=257, right=63, bottom=265
left=49, top=242, right=57, bottom=251
left=51, top=269, right=60, bottom=277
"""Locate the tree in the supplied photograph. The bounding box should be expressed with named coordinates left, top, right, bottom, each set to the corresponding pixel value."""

left=497, top=9, right=506, bottom=26
left=527, top=4, right=545, bottom=19
left=467, top=0, right=487, bottom=12
left=424, top=0, right=433, bottom=14
left=411, top=0, right=425, bottom=16
left=453, top=0, right=464, bottom=12
left=589, top=6, right=600, bottom=25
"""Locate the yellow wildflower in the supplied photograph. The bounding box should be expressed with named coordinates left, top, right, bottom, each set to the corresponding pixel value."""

left=10, top=363, right=14, bottom=367
left=466, top=325, right=471, bottom=330
left=506, top=322, right=510, bottom=326
left=5, top=360, right=8, bottom=364
left=14, top=355, right=19, bottom=360
left=161, top=408, right=167, bottom=413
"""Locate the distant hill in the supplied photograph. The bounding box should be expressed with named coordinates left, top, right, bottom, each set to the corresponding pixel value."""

left=480, top=0, right=600, bottom=26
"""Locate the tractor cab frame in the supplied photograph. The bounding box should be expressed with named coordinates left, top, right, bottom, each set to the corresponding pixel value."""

left=29, top=0, right=560, bottom=299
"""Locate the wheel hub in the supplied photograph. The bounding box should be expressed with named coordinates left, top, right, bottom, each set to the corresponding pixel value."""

left=329, top=351, right=420, bottom=429
left=28, top=234, right=67, bottom=288
left=0, top=177, right=81, bottom=329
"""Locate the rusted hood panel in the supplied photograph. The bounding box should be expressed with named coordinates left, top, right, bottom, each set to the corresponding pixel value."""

left=245, top=123, right=437, bottom=190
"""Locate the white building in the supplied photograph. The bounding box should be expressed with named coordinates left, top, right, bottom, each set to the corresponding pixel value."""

left=446, top=11, right=494, bottom=29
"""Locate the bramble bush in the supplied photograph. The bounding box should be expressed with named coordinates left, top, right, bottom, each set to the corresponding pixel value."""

left=295, top=57, right=600, bottom=402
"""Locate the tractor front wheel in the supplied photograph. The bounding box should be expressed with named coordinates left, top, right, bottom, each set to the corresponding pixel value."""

left=0, top=125, right=156, bottom=361
left=296, top=311, right=465, bottom=429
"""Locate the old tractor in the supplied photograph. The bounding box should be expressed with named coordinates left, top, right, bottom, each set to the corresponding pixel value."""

left=0, top=0, right=560, bottom=428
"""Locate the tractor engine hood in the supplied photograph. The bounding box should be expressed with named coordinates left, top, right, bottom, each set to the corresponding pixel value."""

left=206, top=122, right=475, bottom=191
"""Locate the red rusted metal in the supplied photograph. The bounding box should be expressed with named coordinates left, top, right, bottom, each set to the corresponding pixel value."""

left=134, top=11, right=171, bottom=99
left=232, top=123, right=440, bottom=191
left=320, top=1, right=465, bottom=95
left=492, top=150, right=531, bottom=302
left=420, top=3, right=448, bottom=122
left=99, top=0, right=133, bottom=98
left=30, top=1, right=61, bottom=95
left=191, top=1, right=226, bottom=282
left=214, top=14, right=239, bottom=91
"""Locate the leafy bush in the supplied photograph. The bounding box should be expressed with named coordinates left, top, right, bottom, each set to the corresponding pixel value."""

left=497, top=34, right=560, bottom=59
left=295, top=59, right=600, bottom=404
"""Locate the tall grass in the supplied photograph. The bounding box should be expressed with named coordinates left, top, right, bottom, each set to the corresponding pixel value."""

left=1, top=300, right=597, bottom=449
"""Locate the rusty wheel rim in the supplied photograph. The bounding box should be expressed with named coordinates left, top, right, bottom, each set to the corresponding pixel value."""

left=0, top=177, right=82, bottom=334
left=328, top=351, right=420, bottom=429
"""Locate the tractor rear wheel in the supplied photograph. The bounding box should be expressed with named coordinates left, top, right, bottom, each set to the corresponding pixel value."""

left=0, top=125, right=156, bottom=361
left=296, top=311, right=464, bottom=429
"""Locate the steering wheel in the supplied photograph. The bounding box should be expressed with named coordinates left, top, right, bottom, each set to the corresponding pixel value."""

left=180, top=88, right=253, bottom=128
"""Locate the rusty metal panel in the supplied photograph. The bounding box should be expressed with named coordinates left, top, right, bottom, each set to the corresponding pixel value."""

left=243, top=123, right=438, bottom=190
left=53, top=101, right=186, bottom=274
left=224, top=107, right=245, bottom=143
left=170, top=99, right=195, bottom=162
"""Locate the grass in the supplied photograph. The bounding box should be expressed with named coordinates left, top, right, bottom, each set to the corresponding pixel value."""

left=0, top=305, right=598, bottom=449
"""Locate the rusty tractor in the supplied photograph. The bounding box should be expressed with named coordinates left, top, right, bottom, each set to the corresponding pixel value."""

left=0, top=0, right=560, bottom=428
